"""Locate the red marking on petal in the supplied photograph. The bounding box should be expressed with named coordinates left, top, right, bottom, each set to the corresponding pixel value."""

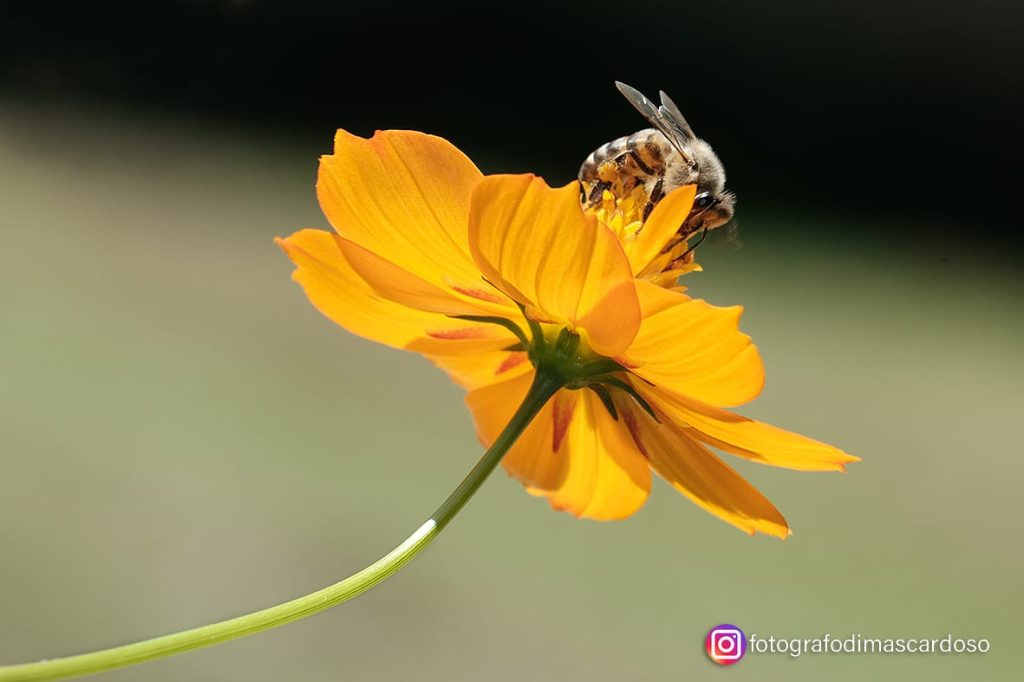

left=450, top=283, right=507, bottom=304
left=551, top=392, right=577, bottom=452
left=426, top=327, right=491, bottom=340
left=613, top=355, right=640, bottom=369
left=496, top=351, right=528, bottom=375
left=620, top=405, right=649, bottom=459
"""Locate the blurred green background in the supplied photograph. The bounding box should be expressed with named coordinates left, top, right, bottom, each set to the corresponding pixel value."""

left=1, top=102, right=1021, bottom=681
left=2, top=1, right=1023, bottom=679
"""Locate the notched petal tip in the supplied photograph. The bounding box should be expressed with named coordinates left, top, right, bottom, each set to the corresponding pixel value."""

left=651, top=388, right=859, bottom=473
left=275, top=232, right=305, bottom=254
left=636, top=411, right=793, bottom=537
left=317, top=128, right=485, bottom=286
left=626, top=283, right=767, bottom=407
left=834, top=452, right=863, bottom=473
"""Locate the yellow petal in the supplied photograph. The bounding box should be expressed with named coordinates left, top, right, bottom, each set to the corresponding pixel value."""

left=337, top=237, right=512, bottom=316
left=539, top=390, right=651, bottom=520
left=466, top=378, right=651, bottom=519
left=645, top=385, right=860, bottom=472
left=550, top=390, right=578, bottom=453
left=465, top=371, right=567, bottom=491
left=429, top=350, right=531, bottom=391
left=277, top=229, right=514, bottom=356
left=317, top=129, right=484, bottom=286
left=468, top=175, right=641, bottom=356
left=628, top=406, right=790, bottom=538
left=628, top=185, right=696, bottom=276
left=624, top=281, right=765, bottom=407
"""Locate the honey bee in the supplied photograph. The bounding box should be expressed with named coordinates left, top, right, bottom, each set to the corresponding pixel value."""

left=579, top=82, right=735, bottom=237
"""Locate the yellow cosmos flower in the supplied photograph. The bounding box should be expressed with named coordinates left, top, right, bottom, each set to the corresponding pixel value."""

left=0, top=127, right=861, bottom=682
left=1, top=128, right=869, bottom=682
left=277, top=129, right=857, bottom=539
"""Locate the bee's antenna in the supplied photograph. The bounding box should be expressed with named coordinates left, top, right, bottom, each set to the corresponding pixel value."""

left=681, top=226, right=709, bottom=258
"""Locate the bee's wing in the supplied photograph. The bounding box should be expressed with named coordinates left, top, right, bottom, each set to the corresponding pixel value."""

left=658, top=90, right=697, bottom=142
left=615, top=82, right=696, bottom=165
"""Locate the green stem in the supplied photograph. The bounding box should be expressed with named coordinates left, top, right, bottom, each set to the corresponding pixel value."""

left=0, top=372, right=564, bottom=682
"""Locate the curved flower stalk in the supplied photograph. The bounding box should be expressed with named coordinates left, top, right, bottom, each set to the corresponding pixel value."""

left=0, top=129, right=855, bottom=682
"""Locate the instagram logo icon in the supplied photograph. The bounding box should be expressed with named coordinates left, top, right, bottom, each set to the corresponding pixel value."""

left=705, top=624, right=746, bottom=665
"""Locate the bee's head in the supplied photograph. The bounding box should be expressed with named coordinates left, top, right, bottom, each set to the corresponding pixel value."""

left=687, top=189, right=735, bottom=234
left=679, top=139, right=734, bottom=233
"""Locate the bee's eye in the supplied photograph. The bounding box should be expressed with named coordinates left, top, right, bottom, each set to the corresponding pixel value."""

left=694, top=192, right=715, bottom=209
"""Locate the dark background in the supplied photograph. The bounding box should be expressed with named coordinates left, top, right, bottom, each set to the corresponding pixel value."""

left=2, top=0, right=1022, bottom=247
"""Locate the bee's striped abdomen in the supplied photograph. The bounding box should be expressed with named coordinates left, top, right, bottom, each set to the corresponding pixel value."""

left=580, top=136, right=628, bottom=183
left=579, top=129, right=673, bottom=211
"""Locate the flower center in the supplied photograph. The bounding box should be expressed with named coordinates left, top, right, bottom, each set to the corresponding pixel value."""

left=586, top=187, right=703, bottom=289
left=588, top=186, right=646, bottom=248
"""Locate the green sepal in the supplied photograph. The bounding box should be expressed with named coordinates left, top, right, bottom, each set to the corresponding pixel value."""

left=600, top=376, right=659, bottom=422
left=449, top=314, right=530, bottom=348
left=588, top=384, right=619, bottom=421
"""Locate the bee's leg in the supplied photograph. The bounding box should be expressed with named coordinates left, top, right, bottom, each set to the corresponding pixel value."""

left=681, top=225, right=709, bottom=258
left=586, top=180, right=612, bottom=206
left=642, top=179, right=665, bottom=221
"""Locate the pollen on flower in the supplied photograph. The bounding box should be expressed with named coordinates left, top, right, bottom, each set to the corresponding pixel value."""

left=637, top=240, right=702, bottom=286
left=590, top=186, right=647, bottom=245
left=583, top=182, right=703, bottom=289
